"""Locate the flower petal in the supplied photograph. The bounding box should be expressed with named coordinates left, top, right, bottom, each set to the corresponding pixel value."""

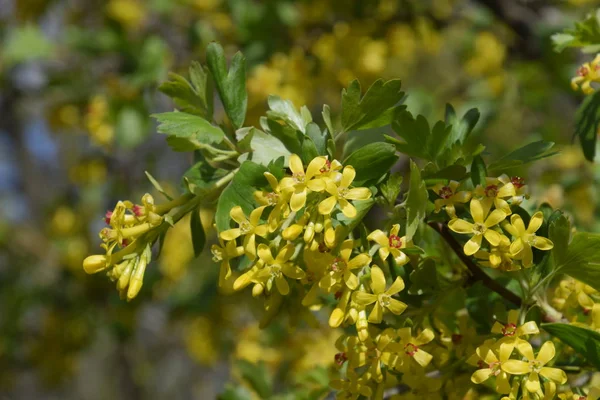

left=340, top=166, right=356, bottom=188
left=415, top=329, right=435, bottom=345
left=368, top=303, right=383, bottom=323
left=220, top=228, right=241, bottom=241
left=524, top=372, right=541, bottom=393
left=348, top=254, right=371, bottom=270
left=484, top=229, right=502, bottom=246
left=275, top=275, right=290, bottom=295
left=339, top=198, right=357, bottom=218
left=464, top=235, right=482, bottom=256
left=289, top=154, right=304, bottom=175
left=501, top=360, right=530, bottom=375
left=536, top=341, right=556, bottom=365
left=386, top=277, right=405, bottom=295
left=471, top=369, right=492, bottom=384
left=345, top=188, right=372, bottom=200
left=368, top=230, right=389, bottom=247
left=533, top=236, right=553, bottom=251
left=387, top=298, right=407, bottom=315
left=540, top=367, right=567, bottom=384
left=306, top=178, right=326, bottom=192
left=249, top=206, right=266, bottom=226
left=290, top=190, right=307, bottom=212
left=527, top=212, right=544, bottom=234
left=413, top=349, right=433, bottom=367
left=257, top=244, right=275, bottom=263
left=344, top=270, right=359, bottom=290
left=318, top=196, right=337, bottom=215
left=354, top=292, right=377, bottom=305
left=485, top=209, right=507, bottom=228
left=230, top=206, right=247, bottom=224
left=516, top=341, right=536, bottom=360
left=509, top=238, right=524, bottom=256
left=470, top=199, right=484, bottom=223
left=517, top=321, right=540, bottom=336
left=510, top=214, right=526, bottom=235
left=306, top=157, right=326, bottom=179
left=448, top=219, right=474, bottom=234
left=370, top=266, right=386, bottom=294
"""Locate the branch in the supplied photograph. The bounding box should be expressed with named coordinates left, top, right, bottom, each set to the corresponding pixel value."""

left=428, top=222, right=522, bottom=307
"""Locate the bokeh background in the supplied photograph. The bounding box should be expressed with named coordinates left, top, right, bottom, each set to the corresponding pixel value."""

left=1, top=0, right=600, bottom=399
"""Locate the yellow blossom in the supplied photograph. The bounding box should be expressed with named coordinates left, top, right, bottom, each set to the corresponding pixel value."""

left=492, top=309, right=540, bottom=354
left=571, top=54, right=600, bottom=94
left=502, top=341, right=567, bottom=394
left=468, top=341, right=512, bottom=394
left=211, top=239, right=244, bottom=287
left=503, top=212, right=554, bottom=267
left=367, top=224, right=410, bottom=266
left=354, top=266, right=407, bottom=323
left=392, top=327, right=435, bottom=373
left=432, top=181, right=471, bottom=218
left=448, top=199, right=507, bottom=255
left=474, top=235, right=518, bottom=271
left=319, top=240, right=371, bottom=291
left=330, top=370, right=373, bottom=399
left=253, top=172, right=290, bottom=231
left=318, top=165, right=372, bottom=218
left=254, top=244, right=305, bottom=295
left=279, top=154, right=327, bottom=211
left=474, top=177, right=516, bottom=215
left=219, top=206, right=269, bottom=260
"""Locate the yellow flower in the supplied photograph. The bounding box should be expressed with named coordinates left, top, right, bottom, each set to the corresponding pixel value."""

left=280, top=154, right=327, bottom=211
left=469, top=342, right=512, bottom=394
left=392, top=327, right=435, bottom=373
left=319, top=240, right=371, bottom=291
left=492, top=309, right=540, bottom=354
left=474, top=177, right=516, bottom=215
left=318, top=165, right=372, bottom=218
left=211, top=239, right=244, bottom=287
left=254, top=172, right=290, bottom=231
left=571, top=54, right=600, bottom=94
left=474, top=235, right=518, bottom=271
left=502, top=341, right=567, bottom=394
left=448, top=199, right=507, bottom=256
left=432, top=181, right=471, bottom=218
left=554, top=277, right=598, bottom=312
left=330, top=370, right=373, bottom=399
left=354, top=266, right=407, bottom=323
left=559, top=387, right=600, bottom=400
left=503, top=212, right=554, bottom=267
left=254, top=244, right=305, bottom=295
left=367, top=224, right=410, bottom=266
left=219, top=206, right=269, bottom=260
left=499, top=175, right=529, bottom=206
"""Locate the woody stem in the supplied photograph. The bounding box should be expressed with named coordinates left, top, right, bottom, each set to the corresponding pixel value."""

left=427, top=221, right=522, bottom=307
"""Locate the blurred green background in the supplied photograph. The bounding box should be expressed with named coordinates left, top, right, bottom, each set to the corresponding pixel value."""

left=1, top=0, right=600, bottom=398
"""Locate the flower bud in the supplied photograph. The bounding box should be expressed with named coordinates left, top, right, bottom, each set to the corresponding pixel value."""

left=252, top=283, right=264, bottom=297
left=83, top=255, right=108, bottom=274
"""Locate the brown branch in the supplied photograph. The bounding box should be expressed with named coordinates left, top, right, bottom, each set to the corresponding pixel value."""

left=428, top=222, right=522, bottom=307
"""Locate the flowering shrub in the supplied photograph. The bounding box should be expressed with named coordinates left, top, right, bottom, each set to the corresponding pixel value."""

left=82, top=39, right=600, bottom=399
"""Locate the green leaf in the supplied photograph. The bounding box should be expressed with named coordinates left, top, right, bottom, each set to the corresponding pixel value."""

left=265, top=117, right=304, bottom=155
left=422, top=164, right=468, bottom=181
left=206, top=42, right=247, bottom=129
left=380, top=172, right=403, bottom=207
left=341, top=79, right=404, bottom=132
left=322, top=104, right=334, bottom=135
left=236, top=127, right=291, bottom=167
left=190, top=208, right=206, bottom=258
left=343, top=142, right=399, bottom=183
left=305, top=122, right=328, bottom=156
left=409, top=258, right=438, bottom=295
left=215, top=161, right=267, bottom=232
left=217, top=385, right=253, bottom=400
left=236, top=360, right=273, bottom=398
left=487, top=141, right=558, bottom=171
left=158, top=61, right=213, bottom=118
left=266, top=95, right=311, bottom=133
left=560, top=232, right=600, bottom=292
left=552, top=10, right=600, bottom=53
left=337, top=199, right=376, bottom=237
left=444, top=104, right=480, bottom=146
left=549, top=211, right=571, bottom=266
left=574, top=90, right=600, bottom=162
left=145, top=171, right=173, bottom=200
left=542, top=323, right=600, bottom=369
left=183, top=161, right=228, bottom=196
left=405, top=160, right=428, bottom=241
left=152, top=112, right=225, bottom=146
left=470, top=155, right=487, bottom=187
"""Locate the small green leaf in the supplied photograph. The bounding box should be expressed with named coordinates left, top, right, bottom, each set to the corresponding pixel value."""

left=380, top=172, right=403, bottom=207
left=236, top=127, right=291, bottom=167
left=215, top=161, right=268, bottom=232
left=574, top=91, right=600, bottom=162
left=551, top=10, right=600, bottom=53
left=549, top=211, right=571, bottom=266
left=322, top=104, right=334, bottom=135
left=343, top=142, right=399, bottom=183
left=206, top=42, right=247, bottom=129
left=152, top=112, right=225, bottom=145
left=158, top=61, right=213, bottom=118
left=145, top=171, right=173, bottom=200
left=190, top=208, right=206, bottom=258
left=470, top=155, right=487, bottom=187
left=341, top=79, right=404, bottom=132
left=542, top=323, right=600, bottom=369
left=560, top=232, right=600, bottom=292
left=405, top=160, right=428, bottom=241
left=265, top=117, right=304, bottom=155
left=444, top=104, right=480, bottom=145
left=487, top=141, right=558, bottom=171
left=236, top=360, right=273, bottom=398
left=266, top=95, right=310, bottom=133
left=305, top=122, right=328, bottom=156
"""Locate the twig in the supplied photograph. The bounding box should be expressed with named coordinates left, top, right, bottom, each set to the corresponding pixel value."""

left=428, top=222, right=522, bottom=307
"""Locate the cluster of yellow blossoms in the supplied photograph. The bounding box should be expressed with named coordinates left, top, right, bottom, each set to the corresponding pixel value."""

left=468, top=310, right=567, bottom=399
left=83, top=192, right=190, bottom=300
left=433, top=175, right=553, bottom=270
left=571, top=54, right=600, bottom=95
left=553, top=276, right=600, bottom=332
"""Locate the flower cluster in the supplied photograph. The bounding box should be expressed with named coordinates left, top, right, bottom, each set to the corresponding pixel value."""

left=571, top=54, right=600, bottom=95
left=435, top=175, right=552, bottom=270
left=469, top=310, right=567, bottom=398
